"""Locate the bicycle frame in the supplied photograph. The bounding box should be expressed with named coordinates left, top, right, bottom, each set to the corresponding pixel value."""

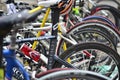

left=29, top=7, right=75, bottom=70
left=3, top=49, right=30, bottom=80
left=31, top=7, right=50, bottom=49
left=29, top=5, right=71, bottom=52
left=29, top=5, right=117, bottom=53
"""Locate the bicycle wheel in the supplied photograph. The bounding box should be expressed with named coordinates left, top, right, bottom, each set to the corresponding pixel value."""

left=37, top=69, right=110, bottom=80
left=90, top=5, right=120, bottom=29
left=57, top=20, right=117, bottom=55
left=96, top=0, right=120, bottom=8
left=66, top=11, right=117, bottom=29
left=54, top=42, right=120, bottom=79
left=77, top=20, right=120, bottom=43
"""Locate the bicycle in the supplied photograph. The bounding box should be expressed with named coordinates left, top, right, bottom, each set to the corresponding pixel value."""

left=9, top=0, right=118, bottom=53
left=15, top=8, right=119, bottom=79
left=31, top=0, right=120, bottom=79
left=1, top=0, right=120, bottom=80
left=23, top=0, right=120, bottom=79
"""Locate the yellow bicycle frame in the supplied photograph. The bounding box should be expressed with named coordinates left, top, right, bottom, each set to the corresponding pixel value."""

left=28, top=6, right=68, bottom=52
left=28, top=5, right=72, bottom=66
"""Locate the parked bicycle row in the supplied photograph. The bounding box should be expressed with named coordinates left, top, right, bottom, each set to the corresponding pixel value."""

left=0, top=0, right=120, bottom=80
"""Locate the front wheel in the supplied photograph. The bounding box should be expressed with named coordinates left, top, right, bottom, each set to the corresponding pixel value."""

left=54, top=42, right=120, bottom=79
left=37, top=69, right=110, bottom=80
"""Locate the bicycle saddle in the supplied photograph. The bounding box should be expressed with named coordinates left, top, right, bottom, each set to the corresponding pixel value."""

left=38, top=0, right=61, bottom=7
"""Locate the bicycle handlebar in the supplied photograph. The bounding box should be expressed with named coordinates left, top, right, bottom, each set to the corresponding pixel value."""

left=0, top=9, right=43, bottom=36
left=0, top=10, right=42, bottom=27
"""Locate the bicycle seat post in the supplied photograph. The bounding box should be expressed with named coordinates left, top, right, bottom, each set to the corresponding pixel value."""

left=47, top=5, right=60, bottom=70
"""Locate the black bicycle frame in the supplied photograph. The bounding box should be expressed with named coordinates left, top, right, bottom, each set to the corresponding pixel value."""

left=47, top=6, right=77, bottom=70
left=47, top=6, right=60, bottom=70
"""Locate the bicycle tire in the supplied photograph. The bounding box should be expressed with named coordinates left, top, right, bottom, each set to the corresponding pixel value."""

left=57, top=27, right=116, bottom=55
left=82, top=15, right=117, bottom=28
left=90, top=5, right=120, bottom=29
left=96, top=0, right=120, bottom=7
left=37, top=69, right=110, bottom=80
left=67, top=11, right=117, bottom=29
left=72, top=20, right=120, bottom=44
left=54, top=42, right=120, bottom=79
